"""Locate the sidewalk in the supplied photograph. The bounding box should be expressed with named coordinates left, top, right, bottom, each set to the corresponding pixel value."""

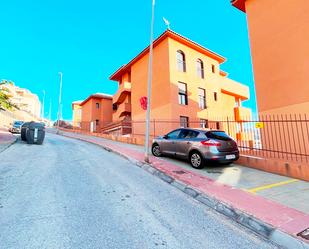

left=0, top=129, right=17, bottom=153
left=58, top=129, right=309, bottom=248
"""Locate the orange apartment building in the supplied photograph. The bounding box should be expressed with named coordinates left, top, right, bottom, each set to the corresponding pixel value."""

left=232, top=0, right=309, bottom=115
left=231, top=0, right=309, bottom=181
left=77, top=93, right=113, bottom=132
left=107, top=30, right=252, bottom=139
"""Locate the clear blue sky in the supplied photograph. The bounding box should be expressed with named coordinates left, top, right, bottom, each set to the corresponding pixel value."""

left=0, top=0, right=255, bottom=120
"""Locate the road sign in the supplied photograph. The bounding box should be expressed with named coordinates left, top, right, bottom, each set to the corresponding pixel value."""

left=255, top=122, right=264, bottom=129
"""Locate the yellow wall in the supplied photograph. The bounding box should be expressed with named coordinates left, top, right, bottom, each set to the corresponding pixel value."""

left=72, top=103, right=82, bottom=127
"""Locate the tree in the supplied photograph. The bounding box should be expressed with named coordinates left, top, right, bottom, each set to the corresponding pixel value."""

left=0, top=80, right=16, bottom=110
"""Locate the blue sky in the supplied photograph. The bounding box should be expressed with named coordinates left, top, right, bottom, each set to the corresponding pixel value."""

left=0, top=0, right=255, bottom=120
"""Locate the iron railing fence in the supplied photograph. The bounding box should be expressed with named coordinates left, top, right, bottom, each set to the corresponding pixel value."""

left=72, top=114, right=309, bottom=163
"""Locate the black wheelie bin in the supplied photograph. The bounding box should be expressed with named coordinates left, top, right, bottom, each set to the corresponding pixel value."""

left=25, top=122, right=45, bottom=145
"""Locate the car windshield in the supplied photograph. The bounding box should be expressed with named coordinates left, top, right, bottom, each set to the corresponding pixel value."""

left=205, top=131, right=232, bottom=141
left=14, top=121, right=23, bottom=126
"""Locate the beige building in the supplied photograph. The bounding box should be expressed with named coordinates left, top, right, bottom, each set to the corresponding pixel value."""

left=1, top=83, right=41, bottom=118
left=72, top=100, right=83, bottom=128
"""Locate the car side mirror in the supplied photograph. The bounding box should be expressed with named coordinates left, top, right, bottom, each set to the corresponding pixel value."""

left=163, top=135, right=169, bottom=139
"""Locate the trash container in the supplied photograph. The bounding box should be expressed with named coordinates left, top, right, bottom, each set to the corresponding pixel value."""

left=21, top=122, right=31, bottom=141
left=25, top=122, right=45, bottom=145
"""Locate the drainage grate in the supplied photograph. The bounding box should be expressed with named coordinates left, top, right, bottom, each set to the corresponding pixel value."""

left=206, top=170, right=223, bottom=174
left=173, top=170, right=187, bottom=175
left=297, top=228, right=309, bottom=240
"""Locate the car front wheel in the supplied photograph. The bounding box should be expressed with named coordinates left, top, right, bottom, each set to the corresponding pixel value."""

left=190, top=151, right=204, bottom=169
left=152, top=143, right=162, bottom=157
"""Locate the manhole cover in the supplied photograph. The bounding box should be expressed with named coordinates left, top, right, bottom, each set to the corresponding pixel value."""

left=173, top=170, right=187, bottom=175
left=298, top=228, right=309, bottom=240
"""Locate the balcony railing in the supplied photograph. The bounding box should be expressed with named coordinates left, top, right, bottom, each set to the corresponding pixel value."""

left=114, top=102, right=131, bottom=119
left=113, top=81, right=131, bottom=105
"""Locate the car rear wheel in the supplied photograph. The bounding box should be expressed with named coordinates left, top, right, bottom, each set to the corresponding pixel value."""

left=190, top=151, right=204, bottom=169
left=152, top=144, right=162, bottom=157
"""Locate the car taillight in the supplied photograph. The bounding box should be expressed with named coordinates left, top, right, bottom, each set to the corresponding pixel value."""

left=200, top=140, right=221, bottom=147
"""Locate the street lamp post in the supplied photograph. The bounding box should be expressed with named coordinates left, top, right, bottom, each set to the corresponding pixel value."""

left=57, top=72, right=63, bottom=134
left=41, top=90, right=46, bottom=120
left=144, top=0, right=156, bottom=163
left=48, top=98, right=52, bottom=125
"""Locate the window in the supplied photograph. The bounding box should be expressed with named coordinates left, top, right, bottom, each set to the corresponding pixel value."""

left=176, top=50, right=186, bottom=72
left=200, top=119, right=209, bottom=129
left=198, top=88, right=206, bottom=109
left=211, top=64, right=216, bottom=73
left=206, top=131, right=232, bottom=141
left=96, top=102, right=100, bottom=109
left=95, top=119, right=99, bottom=126
left=178, top=82, right=188, bottom=105
left=167, top=129, right=181, bottom=139
left=180, top=116, right=189, bottom=128
left=179, top=129, right=199, bottom=139
left=196, top=59, right=204, bottom=79
left=113, top=103, right=118, bottom=110
left=214, top=92, right=218, bottom=101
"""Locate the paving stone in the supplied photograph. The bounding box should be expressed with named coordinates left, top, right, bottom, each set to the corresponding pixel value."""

left=196, top=194, right=218, bottom=209
left=146, top=166, right=158, bottom=175
left=157, top=172, right=174, bottom=184
left=184, top=187, right=199, bottom=198
left=237, top=214, right=273, bottom=238
left=215, top=203, right=239, bottom=221
left=171, top=180, right=187, bottom=192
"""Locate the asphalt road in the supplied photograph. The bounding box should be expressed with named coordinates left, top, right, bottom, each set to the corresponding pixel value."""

left=0, top=133, right=279, bottom=249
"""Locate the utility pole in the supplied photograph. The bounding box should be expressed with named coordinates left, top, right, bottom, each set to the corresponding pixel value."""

left=144, top=0, right=155, bottom=163
left=57, top=72, right=63, bottom=134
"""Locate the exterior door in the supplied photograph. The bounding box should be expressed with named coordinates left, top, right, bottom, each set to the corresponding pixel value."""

left=160, top=129, right=181, bottom=155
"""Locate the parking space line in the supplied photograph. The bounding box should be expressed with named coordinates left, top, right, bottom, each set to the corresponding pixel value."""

left=247, top=179, right=299, bottom=193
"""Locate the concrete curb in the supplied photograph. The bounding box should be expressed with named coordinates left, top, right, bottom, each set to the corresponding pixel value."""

left=58, top=131, right=309, bottom=249
left=0, top=136, right=17, bottom=153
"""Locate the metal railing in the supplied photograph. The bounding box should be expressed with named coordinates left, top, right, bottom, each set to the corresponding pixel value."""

left=72, top=114, right=309, bottom=163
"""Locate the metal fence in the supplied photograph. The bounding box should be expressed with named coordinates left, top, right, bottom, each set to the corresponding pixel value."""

left=74, top=114, right=309, bottom=163
left=219, top=114, right=309, bottom=163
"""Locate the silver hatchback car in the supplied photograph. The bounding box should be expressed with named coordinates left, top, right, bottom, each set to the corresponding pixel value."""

left=151, top=128, right=239, bottom=169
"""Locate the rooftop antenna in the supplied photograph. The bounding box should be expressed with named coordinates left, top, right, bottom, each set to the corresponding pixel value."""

left=163, top=17, right=170, bottom=30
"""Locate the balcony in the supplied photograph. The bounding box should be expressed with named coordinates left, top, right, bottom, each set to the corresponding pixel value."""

left=113, top=81, right=131, bottom=105
left=234, top=106, right=252, bottom=122
left=114, top=102, right=131, bottom=119
left=101, top=119, right=132, bottom=135
left=220, top=77, right=250, bottom=100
